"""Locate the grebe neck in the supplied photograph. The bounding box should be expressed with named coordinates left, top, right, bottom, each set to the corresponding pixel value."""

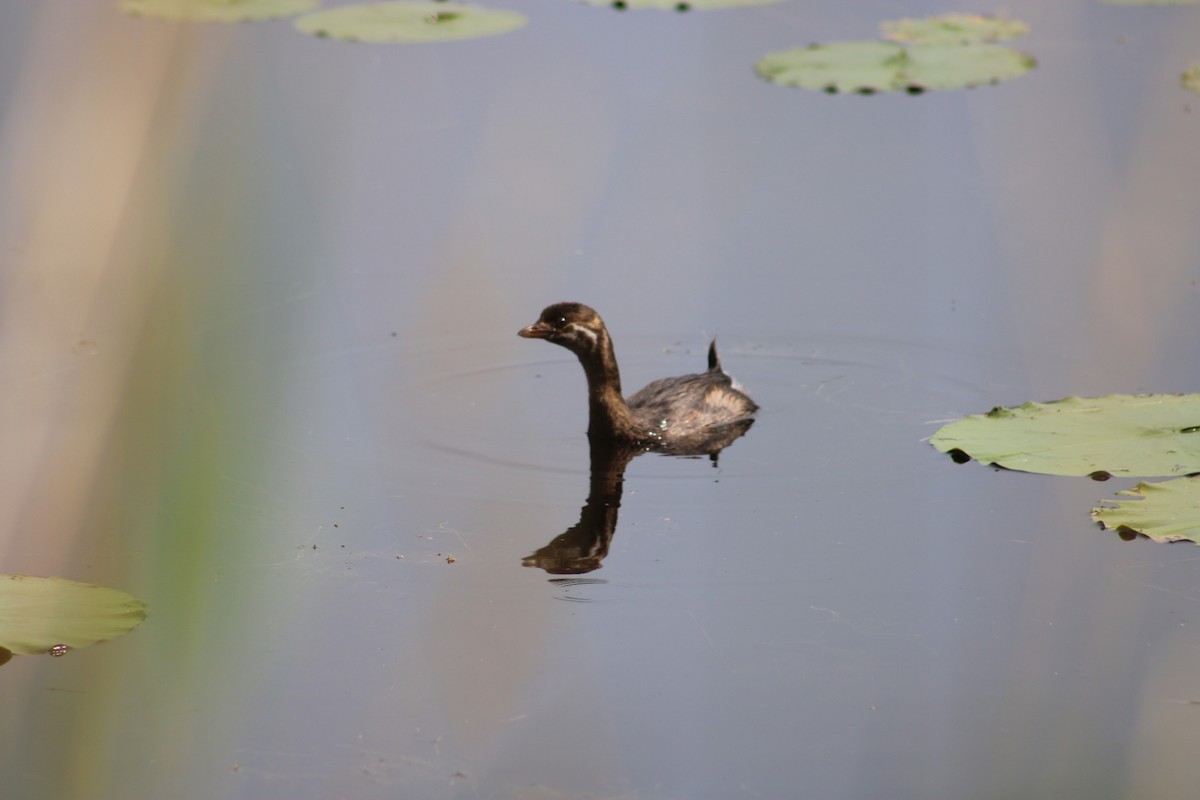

left=578, top=332, right=637, bottom=440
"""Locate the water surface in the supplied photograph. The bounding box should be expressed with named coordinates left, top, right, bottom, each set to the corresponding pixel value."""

left=2, top=2, right=1200, bottom=798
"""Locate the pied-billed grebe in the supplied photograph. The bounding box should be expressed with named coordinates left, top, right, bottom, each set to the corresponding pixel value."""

left=518, top=302, right=758, bottom=447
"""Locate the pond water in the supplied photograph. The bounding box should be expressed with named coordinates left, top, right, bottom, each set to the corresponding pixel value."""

left=3, top=2, right=1200, bottom=798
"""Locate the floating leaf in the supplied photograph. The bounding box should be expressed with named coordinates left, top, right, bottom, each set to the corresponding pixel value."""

left=755, top=41, right=1035, bottom=94
left=881, top=13, right=1030, bottom=44
left=1184, top=63, right=1200, bottom=94
left=295, top=2, right=527, bottom=42
left=932, top=394, right=1200, bottom=478
left=120, top=0, right=317, bottom=22
left=1093, top=476, right=1200, bottom=544
left=0, top=575, right=147, bottom=658
left=576, top=0, right=783, bottom=11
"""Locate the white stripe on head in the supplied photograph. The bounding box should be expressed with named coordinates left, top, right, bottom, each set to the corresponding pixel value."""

left=566, top=322, right=598, bottom=349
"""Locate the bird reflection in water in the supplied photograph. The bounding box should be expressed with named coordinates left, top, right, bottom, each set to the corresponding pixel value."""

left=522, top=424, right=755, bottom=574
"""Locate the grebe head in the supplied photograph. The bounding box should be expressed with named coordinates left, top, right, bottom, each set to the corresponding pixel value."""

left=518, top=302, right=607, bottom=357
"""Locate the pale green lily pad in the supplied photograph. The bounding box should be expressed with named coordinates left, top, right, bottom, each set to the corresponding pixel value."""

left=756, top=41, right=1035, bottom=94
left=577, top=0, right=782, bottom=11
left=120, top=0, right=317, bottom=22
left=881, top=13, right=1030, bottom=44
left=295, top=2, right=526, bottom=42
left=1184, top=64, right=1200, bottom=94
left=0, top=575, right=147, bottom=658
left=932, top=394, right=1200, bottom=478
left=1093, top=476, right=1200, bottom=544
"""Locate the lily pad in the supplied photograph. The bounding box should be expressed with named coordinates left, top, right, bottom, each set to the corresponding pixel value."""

left=0, top=575, right=147, bottom=658
left=120, top=0, right=317, bottom=22
left=294, top=2, right=527, bottom=42
left=1184, top=63, right=1200, bottom=94
left=577, top=0, right=782, bottom=11
left=755, top=41, right=1035, bottom=94
left=932, top=394, right=1200, bottom=478
left=881, top=13, right=1030, bottom=44
left=1093, top=476, right=1200, bottom=544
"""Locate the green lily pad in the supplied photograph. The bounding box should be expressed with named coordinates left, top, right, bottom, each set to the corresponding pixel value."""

left=0, top=575, right=147, bottom=658
left=1184, top=63, right=1200, bottom=94
left=881, top=13, right=1030, bottom=44
left=1093, top=476, right=1200, bottom=544
left=295, top=2, right=527, bottom=42
left=755, top=41, right=1035, bottom=94
left=577, top=0, right=782, bottom=11
left=932, top=394, right=1200, bottom=478
left=119, top=0, right=317, bottom=22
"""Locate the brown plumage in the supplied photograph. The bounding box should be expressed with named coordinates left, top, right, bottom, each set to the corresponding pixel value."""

left=518, top=302, right=757, bottom=451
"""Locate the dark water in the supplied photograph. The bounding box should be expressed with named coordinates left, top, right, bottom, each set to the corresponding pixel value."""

left=2, top=2, right=1200, bottom=798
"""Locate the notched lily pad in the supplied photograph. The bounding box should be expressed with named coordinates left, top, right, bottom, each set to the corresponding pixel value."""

left=881, top=13, right=1030, bottom=44
left=120, top=0, right=317, bottom=22
left=756, top=41, right=1035, bottom=94
left=0, top=575, right=147, bottom=659
left=1093, top=476, right=1200, bottom=544
left=295, top=2, right=527, bottom=42
left=1183, top=63, right=1200, bottom=94
left=580, top=0, right=782, bottom=11
left=932, top=394, right=1200, bottom=478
